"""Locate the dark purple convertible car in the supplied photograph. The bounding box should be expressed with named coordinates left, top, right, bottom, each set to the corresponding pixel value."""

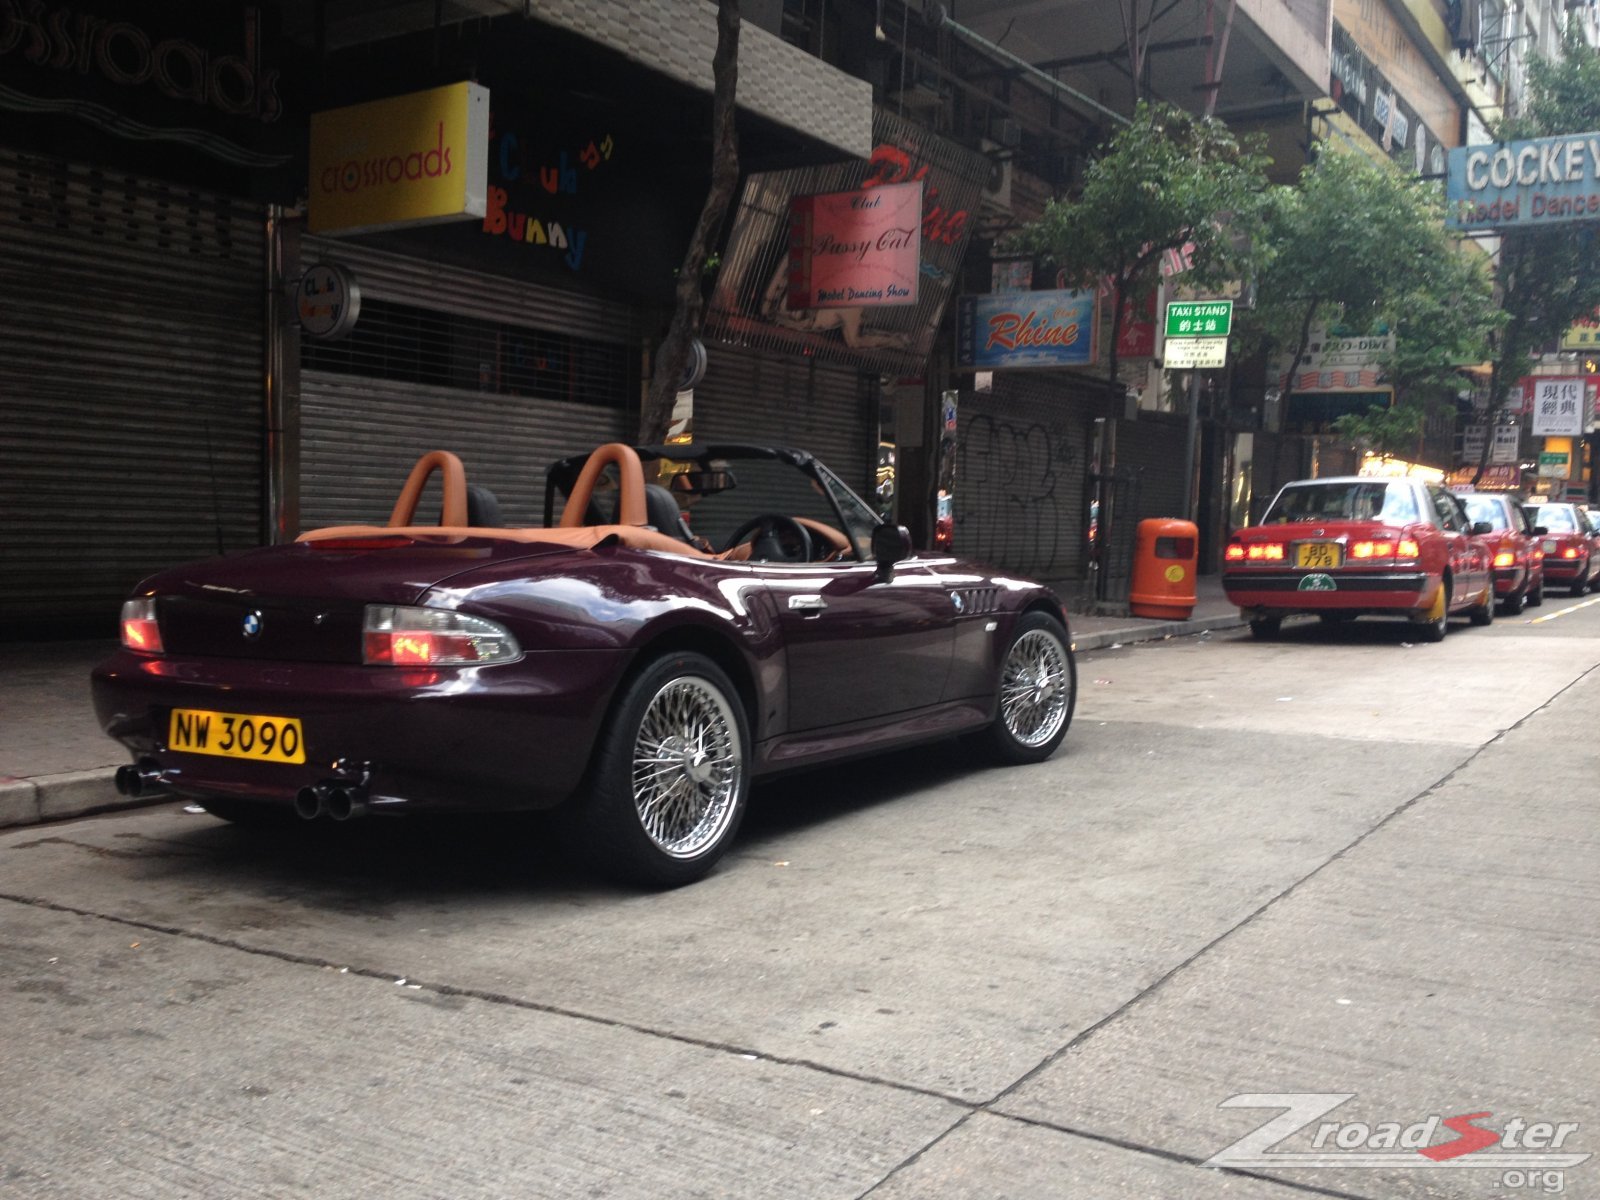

left=93, top=442, right=1075, bottom=885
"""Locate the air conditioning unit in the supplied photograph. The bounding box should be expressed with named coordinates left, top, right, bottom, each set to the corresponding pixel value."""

left=980, top=137, right=1014, bottom=215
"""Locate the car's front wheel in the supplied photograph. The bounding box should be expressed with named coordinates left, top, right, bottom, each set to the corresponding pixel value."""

left=1501, top=585, right=1525, bottom=616
left=982, top=612, right=1075, bottom=765
left=1468, top=584, right=1495, bottom=626
left=572, top=652, right=750, bottom=887
left=1528, top=577, right=1545, bottom=607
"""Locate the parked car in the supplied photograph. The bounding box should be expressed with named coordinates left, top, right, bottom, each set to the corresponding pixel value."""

left=1222, top=476, right=1495, bottom=641
left=91, top=442, right=1076, bottom=886
left=1523, top=501, right=1600, bottom=596
left=1459, top=492, right=1545, bottom=614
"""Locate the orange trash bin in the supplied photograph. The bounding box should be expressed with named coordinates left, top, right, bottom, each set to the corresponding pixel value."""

left=1129, top=518, right=1199, bottom=619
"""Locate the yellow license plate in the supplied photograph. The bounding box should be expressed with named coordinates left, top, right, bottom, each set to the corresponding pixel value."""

left=1296, top=542, right=1342, bottom=569
left=168, top=708, right=306, bottom=764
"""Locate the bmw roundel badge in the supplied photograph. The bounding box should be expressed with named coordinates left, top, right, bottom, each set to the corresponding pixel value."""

left=242, top=610, right=264, bottom=639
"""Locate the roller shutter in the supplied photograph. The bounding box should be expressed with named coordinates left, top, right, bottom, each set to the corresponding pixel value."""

left=1115, top=414, right=1189, bottom=522
left=955, top=375, right=1093, bottom=580
left=691, top=344, right=873, bottom=499
left=296, top=236, right=638, bottom=531
left=0, top=150, right=264, bottom=635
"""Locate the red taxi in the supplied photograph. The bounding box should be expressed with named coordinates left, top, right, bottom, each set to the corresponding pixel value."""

left=1460, top=492, right=1544, bottom=614
left=1223, top=477, right=1495, bottom=642
left=1524, top=502, right=1600, bottom=596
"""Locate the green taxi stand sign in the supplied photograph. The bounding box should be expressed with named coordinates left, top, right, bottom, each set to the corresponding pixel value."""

left=1165, top=300, right=1233, bottom=338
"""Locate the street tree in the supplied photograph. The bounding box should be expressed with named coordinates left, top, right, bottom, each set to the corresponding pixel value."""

left=1010, top=101, right=1271, bottom=395
left=1469, top=28, right=1600, bottom=479
left=1243, top=147, right=1495, bottom=455
left=639, top=0, right=741, bottom=445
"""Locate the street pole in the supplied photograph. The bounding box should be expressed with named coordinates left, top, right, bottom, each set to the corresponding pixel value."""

left=1181, top=369, right=1200, bottom=521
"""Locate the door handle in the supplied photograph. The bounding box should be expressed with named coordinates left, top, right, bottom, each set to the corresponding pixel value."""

left=788, top=595, right=827, bottom=612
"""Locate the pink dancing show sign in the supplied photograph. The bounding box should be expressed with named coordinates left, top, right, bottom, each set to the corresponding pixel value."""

left=786, top=181, right=922, bottom=310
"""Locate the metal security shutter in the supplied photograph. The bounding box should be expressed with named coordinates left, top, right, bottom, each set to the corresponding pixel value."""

left=692, top=345, right=872, bottom=497
left=956, top=375, right=1093, bottom=580
left=0, top=151, right=263, bottom=635
left=296, top=236, right=639, bottom=531
left=299, top=373, right=629, bottom=529
left=1116, top=414, right=1189, bottom=522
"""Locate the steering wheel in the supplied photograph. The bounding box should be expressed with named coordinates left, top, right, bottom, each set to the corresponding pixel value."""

left=722, top=513, right=815, bottom=562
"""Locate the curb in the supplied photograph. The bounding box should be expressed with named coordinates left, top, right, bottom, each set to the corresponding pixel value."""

left=0, top=769, right=163, bottom=831
left=1071, top=611, right=1245, bottom=653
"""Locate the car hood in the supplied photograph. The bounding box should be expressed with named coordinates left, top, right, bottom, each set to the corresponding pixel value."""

left=136, top=537, right=586, bottom=663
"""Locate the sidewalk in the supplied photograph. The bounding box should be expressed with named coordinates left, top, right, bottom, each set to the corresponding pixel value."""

left=0, top=576, right=1242, bottom=829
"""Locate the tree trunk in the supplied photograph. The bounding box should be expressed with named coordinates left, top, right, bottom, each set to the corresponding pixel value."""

left=638, top=0, right=741, bottom=444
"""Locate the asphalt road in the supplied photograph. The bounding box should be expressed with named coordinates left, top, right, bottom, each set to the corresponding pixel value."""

left=2, top=598, right=1597, bottom=1199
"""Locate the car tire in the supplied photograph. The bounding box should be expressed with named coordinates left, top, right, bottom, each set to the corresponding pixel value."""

left=1248, top=616, right=1282, bottom=639
left=982, top=611, right=1075, bottom=765
left=1469, top=586, right=1495, bottom=626
left=1528, top=578, right=1544, bottom=607
left=1500, top=586, right=1525, bottom=616
left=571, top=651, right=750, bottom=888
left=1318, top=612, right=1357, bottom=624
left=1413, top=582, right=1449, bottom=643
left=1573, top=580, right=1589, bottom=597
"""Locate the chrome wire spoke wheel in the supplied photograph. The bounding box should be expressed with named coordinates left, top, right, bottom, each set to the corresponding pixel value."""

left=999, top=628, right=1071, bottom=748
left=631, top=677, right=743, bottom=859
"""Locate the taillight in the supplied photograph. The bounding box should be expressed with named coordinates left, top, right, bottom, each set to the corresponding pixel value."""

left=1225, top=543, right=1245, bottom=561
left=362, top=605, right=520, bottom=666
left=1224, top=541, right=1283, bottom=561
left=1493, top=551, right=1516, bottom=568
left=1350, top=541, right=1396, bottom=559
left=1397, top=538, right=1420, bottom=559
left=1562, top=546, right=1582, bottom=559
left=120, top=598, right=164, bottom=654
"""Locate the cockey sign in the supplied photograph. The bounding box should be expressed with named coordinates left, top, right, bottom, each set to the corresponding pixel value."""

left=1447, top=133, right=1600, bottom=230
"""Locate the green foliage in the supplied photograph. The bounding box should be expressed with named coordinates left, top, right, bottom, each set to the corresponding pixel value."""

left=1478, top=27, right=1600, bottom=421
left=1327, top=399, right=1428, bottom=457
left=1011, top=101, right=1271, bottom=300
left=1243, top=149, right=1497, bottom=393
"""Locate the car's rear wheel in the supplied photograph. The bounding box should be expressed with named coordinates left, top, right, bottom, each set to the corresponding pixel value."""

left=1248, top=616, right=1281, bottom=639
left=1413, top=581, right=1449, bottom=643
left=1500, top=585, right=1525, bottom=616
left=572, top=652, right=749, bottom=887
left=1573, top=579, right=1589, bottom=597
left=982, top=612, right=1075, bottom=764
left=1469, top=585, right=1495, bottom=626
left=1528, top=577, right=1545, bottom=607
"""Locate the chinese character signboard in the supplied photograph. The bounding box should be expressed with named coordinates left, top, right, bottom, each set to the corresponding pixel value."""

left=1531, top=376, right=1587, bottom=436
left=1164, top=300, right=1233, bottom=338
left=786, top=182, right=922, bottom=310
left=956, top=290, right=1098, bottom=369
left=1164, top=337, right=1228, bottom=369
left=1276, top=327, right=1394, bottom=393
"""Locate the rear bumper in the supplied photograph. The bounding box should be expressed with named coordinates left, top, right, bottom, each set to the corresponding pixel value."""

left=1492, top=566, right=1529, bottom=595
left=1542, top=560, right=1587, bottom=582
left=1222, top=570, right=1431, bottom=612
left=90, top=647, right=629, bottom=813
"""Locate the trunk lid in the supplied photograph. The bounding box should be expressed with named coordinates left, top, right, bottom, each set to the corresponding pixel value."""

left=145, top=537, right=578, bottom=662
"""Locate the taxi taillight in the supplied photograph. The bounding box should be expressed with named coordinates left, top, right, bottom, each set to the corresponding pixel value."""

left=1225, top=542, right=1285, bottom=561
left=1349, top=541, right=1395, bottom=559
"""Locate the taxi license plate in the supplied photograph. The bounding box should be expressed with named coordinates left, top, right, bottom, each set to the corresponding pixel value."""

left=168, top=708, right=306, bottom=764
left=1296, top=542, right=1342, bottom=569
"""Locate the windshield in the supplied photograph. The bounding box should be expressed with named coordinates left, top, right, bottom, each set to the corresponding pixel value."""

left=1263, top=482, right=1419, bottom=525
left=1536, top=505, right=1585, bottom=533
left=1461, top=495, right=1509, bottom=531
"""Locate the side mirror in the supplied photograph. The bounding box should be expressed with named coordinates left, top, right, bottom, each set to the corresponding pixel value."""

left=871, top=523, right=913, bottom=574
left=1534, top=525, right=1549, bottom=536
left=1471, top=520, right=1495, bottom=536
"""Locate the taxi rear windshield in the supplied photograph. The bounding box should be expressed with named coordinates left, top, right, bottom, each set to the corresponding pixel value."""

left=1462, top=496, right=1510, bottom=530
left=1263, top=482, right=1419, bottom=525
left=1536, top=505, right=1585, bottom=533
